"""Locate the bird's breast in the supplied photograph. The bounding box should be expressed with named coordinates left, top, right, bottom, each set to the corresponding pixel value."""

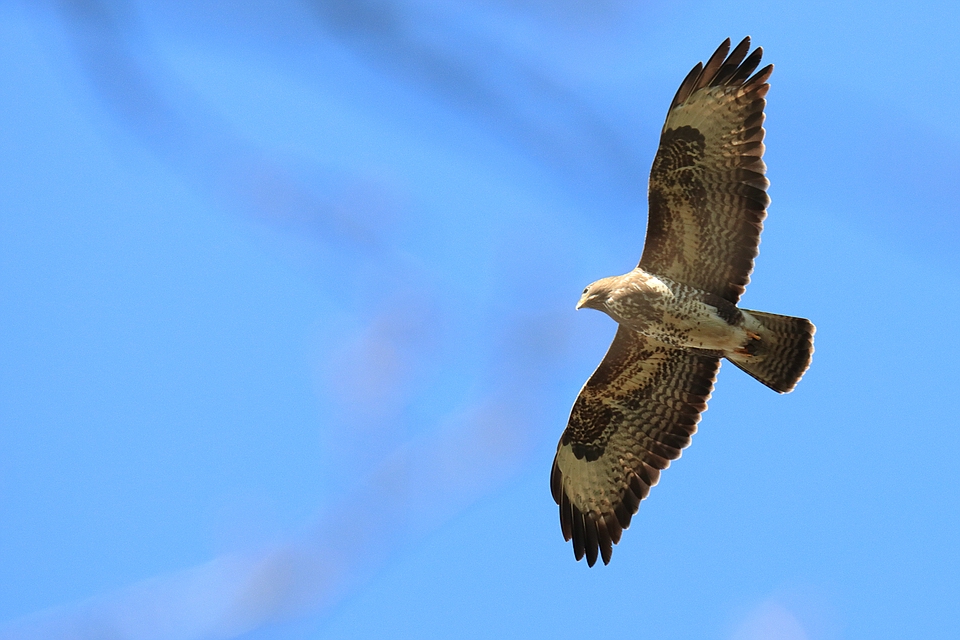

left=606, top=279, right=746, bottom=352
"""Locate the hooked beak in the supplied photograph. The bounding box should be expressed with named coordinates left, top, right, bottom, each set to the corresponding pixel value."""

left=576, top=292, right=592, bottom=310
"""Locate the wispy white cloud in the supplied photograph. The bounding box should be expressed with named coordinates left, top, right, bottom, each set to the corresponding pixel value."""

left=0, top=393, right=535, bottom=639
left=731, top=600, right=810, bottom=640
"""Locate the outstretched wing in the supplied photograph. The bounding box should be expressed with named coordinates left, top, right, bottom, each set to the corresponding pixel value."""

left=551, top=327, right=720, bottom=566
left=640, top=36, right=772, bottom=304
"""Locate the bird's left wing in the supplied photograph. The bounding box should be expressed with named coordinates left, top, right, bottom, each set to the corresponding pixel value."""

left=639, top=37, right=772, bottom=304
left=551, top=327, right=720, bottom=566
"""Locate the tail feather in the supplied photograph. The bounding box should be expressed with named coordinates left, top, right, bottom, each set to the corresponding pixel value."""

left=728, top=310, right=815, bottom=393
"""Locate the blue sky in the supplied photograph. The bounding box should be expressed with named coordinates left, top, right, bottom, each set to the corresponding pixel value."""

left=2, top=1, right=959, bottom=638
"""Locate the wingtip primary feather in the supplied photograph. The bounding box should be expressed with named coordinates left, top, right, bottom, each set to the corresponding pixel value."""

left=550, top=458, right=562, bottom=504
left=571, top=504, right=586, bottom=561
left=698, top=37, right=732, bottom=90
left=711, top=36, right=753, bottom=86
left=747, top=63, right=774, bottom=87
left=729, top=46, right=764, bottom=84
left=672, top=38, right=767, bottom=111
left=669, top=62, right=704, bottom=112
left=559, top=489, right=573, bottom=541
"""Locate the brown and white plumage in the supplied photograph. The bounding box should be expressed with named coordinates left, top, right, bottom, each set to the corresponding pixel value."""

left=642, top=36, right=771, bottom=304
left=551, top=328, right=719, bottom=567
left=552, top=38, right=815, bottom=566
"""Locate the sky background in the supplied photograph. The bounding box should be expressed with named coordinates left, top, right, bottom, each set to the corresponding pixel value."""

left=2, top=1, right=959, bottom=638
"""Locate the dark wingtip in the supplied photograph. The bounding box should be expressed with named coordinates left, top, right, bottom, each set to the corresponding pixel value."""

left=730, top=46, right=764, bottom=84
left=571, top=504, right=586, bottom=561
left=669, top=61, right=704, bottom=112
left=711, top=36, right=752, bottom=86
left=562, top=476, right=652, bottom=567
left=597, top=517, right=614, bottom=565
left=559, top=490, right=572, bottom=541
left=550, top=459, right=563, bottom=505
left=668, top=37, right=767, bottom=115
left=748, top=63, right=774, bottom=87
left=584, top=516, right=600, bottom=567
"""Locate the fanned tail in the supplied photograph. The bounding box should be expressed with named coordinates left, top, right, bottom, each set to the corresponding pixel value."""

left=728, top=310, right=815, bottom=393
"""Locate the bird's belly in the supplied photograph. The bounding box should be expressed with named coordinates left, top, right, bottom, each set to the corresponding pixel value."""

left=663, top=311, right=745, bottom=351
left=625, top=301, right=745, bottom=352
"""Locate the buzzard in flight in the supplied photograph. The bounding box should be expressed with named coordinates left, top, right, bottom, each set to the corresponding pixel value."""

left=551, top=37, right=815, bottom=566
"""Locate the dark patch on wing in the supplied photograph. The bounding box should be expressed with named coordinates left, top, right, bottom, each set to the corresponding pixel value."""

left=644, top=127, right=708, bottom=271
left=570, top=442, right=604, bottom=462
left=640, top=37, right=772, bottom=304
left=657, top=126, right=707, bottom=172
left=552, top=327, right=720, bottom=566
left=561, top=401, right=619, bottom=459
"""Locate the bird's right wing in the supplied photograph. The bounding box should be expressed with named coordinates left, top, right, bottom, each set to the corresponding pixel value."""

left=551, top=327, right=720, bottom=566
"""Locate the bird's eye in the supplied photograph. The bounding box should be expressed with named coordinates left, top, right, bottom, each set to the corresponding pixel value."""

left=583, top=287, right=589, bottom=295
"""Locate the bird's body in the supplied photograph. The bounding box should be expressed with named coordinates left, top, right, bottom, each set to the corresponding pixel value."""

left=551, top=37, right=815, bottom=567
left=579, top=269, right=753, bottom=355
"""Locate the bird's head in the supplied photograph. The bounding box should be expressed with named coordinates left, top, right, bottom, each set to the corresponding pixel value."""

left=576, top=277, right=615, bottom=311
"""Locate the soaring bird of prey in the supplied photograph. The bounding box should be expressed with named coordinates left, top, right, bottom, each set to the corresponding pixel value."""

left=551, top=37, right=815, bottom=566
